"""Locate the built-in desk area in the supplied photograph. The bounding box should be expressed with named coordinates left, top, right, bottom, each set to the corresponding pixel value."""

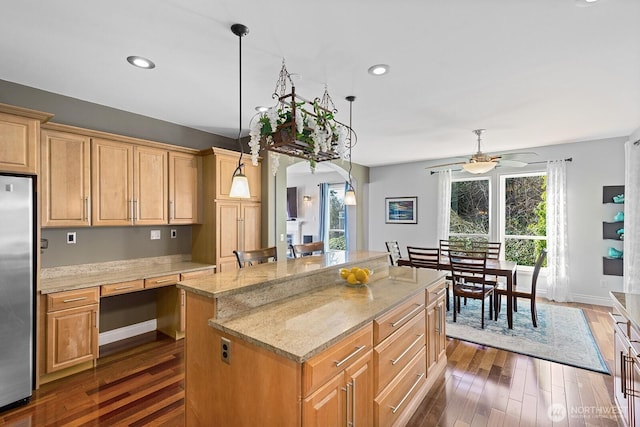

left=178, top=250, right=448, bottom=426
left=38, top=255, right=214, bottom=384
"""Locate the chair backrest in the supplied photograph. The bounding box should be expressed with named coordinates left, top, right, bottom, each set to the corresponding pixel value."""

left=291, top=241, right=325, bottom=258
left=472, top=241, right=501, bottom=259
left=530, top=248, right=548, bottom=296
left=385, top=241, right=402, bottom=266
left=439, top=239, right=466, bottom=256
left=447, top=250, right=488, bottom=285
left=234, top=247, right=277, bottom=268
left=406, top=246, right=439, bottom=269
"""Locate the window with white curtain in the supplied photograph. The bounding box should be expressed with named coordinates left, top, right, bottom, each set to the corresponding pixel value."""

left=449, top=177, right=491, bottom=246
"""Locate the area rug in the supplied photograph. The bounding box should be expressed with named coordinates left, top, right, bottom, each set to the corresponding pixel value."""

left=445, top=299, right=610, bottom=374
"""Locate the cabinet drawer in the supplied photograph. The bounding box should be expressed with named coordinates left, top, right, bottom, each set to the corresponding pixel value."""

left=47, top=287, right=99, bottom=312
left=144, top=274, right=180, bottom=289
left=426, top=278, right=447, bottom=305
left=374, top=347, right=427, bottom=427
left=375, top=309, right=426, bottom=395
left=303, top=323, right=373, bottom=397
left=180, top=268, right=214, bottom=280
left=374, top=292, right=425, bottom=345
left=101, top=279, right=144, bottom=297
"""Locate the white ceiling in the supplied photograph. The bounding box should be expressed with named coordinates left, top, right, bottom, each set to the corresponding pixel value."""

left=1, top=0, right=639, bottom=167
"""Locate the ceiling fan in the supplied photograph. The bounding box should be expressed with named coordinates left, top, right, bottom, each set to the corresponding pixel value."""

left=429, top=129, right=534, bottom=174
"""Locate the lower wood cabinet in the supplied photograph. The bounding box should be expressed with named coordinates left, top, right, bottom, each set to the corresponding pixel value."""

left=426, top=283, right=447, bottom=375
left=45, top=288, right=99, bottom=373
left=612, top=308, right=640, bottom=426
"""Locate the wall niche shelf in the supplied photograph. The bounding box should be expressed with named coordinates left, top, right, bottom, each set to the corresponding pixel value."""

left=602, top=185, right=624, bottom=276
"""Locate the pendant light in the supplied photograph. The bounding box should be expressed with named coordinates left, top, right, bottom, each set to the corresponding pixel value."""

left=229, top=23, right=251, bottom=198
left=344, top=95, right=357, bottom=206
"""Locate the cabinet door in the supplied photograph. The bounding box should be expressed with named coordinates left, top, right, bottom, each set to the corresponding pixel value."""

left=0, top=112, right=39, bottom=174
left=614, top=327, right=630, bottom=426
left=345, top=350, right=373, bottom=427
left=303, top=372, right=345, bottom=427
left=134, top=146, right=168, bottom=225
left=216, top=201, right=241, bottom=272
left=41, top=130, right=91, bottom=227
left=46, top=304, right=99, bottom=373
left=169, top=152, right=198, bottom=224
left=242, top=202, right=262, bottom=252
left=92, top=138, right=134, bottom=225
left=426, top=301, right=438, bottom=374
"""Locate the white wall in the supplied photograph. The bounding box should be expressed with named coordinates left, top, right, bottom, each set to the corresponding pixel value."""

left=368, top=136, right=627, bottom=305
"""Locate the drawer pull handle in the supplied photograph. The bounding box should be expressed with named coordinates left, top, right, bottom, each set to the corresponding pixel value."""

left=154, top=279, right=174, bottom=284
left=390, top=372, right=425, bottom=414
left=434, top=287, right=447, bottom=297
left=335, top=345, right=367, bottom=368
left=114, top=285, right=134, bottom=290
left=391, top=334, right=424, bottom=365
left=63, top=297, right=88, bottom=303
left=609, top=312, right=628, bottom=325
left=391, top=304, right=425, bottom=327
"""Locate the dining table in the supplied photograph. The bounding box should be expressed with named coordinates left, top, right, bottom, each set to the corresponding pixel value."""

left=398, top=256, right=519, bottom=329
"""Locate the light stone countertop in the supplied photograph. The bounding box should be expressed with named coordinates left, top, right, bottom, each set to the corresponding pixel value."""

left=209, top=267, right=446, bottom=363
left=611, top=291, right=640, bottom=332
left=40, top=255, right=215, bottom=294
left=177, top=250, right=388, bottom=299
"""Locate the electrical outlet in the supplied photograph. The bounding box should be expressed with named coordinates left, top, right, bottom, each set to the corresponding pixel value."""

left=170, top=229, right=177, bottom=239
left=221, top=337, right=231, bottom=364
left=67, top=232, right=76, bottom=244
left=150, top=229, right=161, bottom=240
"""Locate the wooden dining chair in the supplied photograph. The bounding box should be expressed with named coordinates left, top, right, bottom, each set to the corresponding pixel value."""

left=472, top=240, right=501, bottom=259
left=234, top=246, right=277, bottom=268
left=448, top=250, right=495, bottom=329
left=494, top=249, right=547, bottom=327
left=291, top=241, right=324, bottom=258
left=385, top=241, right=402, bottom=266
left=407, top=246, right=450, bottom=310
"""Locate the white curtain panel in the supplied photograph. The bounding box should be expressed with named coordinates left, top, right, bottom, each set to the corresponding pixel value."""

left=546, top=160, right=570, bottom=302
left=436, top=170, right=452, bottom=243
left=624, top=140, right=640, bottom=293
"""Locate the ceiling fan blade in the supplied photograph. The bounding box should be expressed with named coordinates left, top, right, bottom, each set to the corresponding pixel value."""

left=495, top=151, right=538, bottom=160
left=498, top=159, right=528, bottom=167
left=426, top=161, right=466, bottom=169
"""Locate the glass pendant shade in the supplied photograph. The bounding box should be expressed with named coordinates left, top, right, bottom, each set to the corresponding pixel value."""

left=462, top=161, right=497, bottom=174
left=344, top=187, right=357, bottom=205
left=229, top=172, right=250, bottom=198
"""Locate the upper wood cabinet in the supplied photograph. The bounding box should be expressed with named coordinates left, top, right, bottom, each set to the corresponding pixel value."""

left=169, top=152, right=199, bottom=224
left=134, top=145, right=168, bottom=225
left=0, top=103, right=53, bottom=174
left=41, top=129, right=91, bottom=227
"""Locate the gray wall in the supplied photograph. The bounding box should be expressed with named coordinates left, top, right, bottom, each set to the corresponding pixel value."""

left=368, top=137, right=627, bottom=305
left=0, top=79, right=235, bottom=267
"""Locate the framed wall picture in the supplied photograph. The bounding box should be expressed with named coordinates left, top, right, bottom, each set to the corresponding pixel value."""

left=385, top=197, right=417, bottom=224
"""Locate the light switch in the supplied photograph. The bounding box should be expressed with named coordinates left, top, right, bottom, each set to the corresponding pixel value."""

left=150, top=229, right=161, bottom=240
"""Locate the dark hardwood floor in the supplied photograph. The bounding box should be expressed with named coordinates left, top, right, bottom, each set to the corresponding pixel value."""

left=0, top=301, right=622, bottom=426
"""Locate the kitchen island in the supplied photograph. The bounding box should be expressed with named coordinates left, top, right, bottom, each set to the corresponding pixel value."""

left=178, top=251, right=447, bottom=426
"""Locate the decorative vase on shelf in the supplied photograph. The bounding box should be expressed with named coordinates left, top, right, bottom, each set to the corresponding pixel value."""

left=613, top=194, right=625, bottom=203
left=613, top=211, right=624, bottom=222
left=608, top=247, right=624, bottom=259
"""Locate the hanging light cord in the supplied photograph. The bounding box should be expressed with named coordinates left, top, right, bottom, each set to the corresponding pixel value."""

left=347, top=96, right=355, bottom=188
left=233, top=25, right=247, bottom=176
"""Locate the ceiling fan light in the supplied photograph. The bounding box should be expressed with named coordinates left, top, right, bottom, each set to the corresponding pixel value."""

left=462, top=161, right=497, bottom=174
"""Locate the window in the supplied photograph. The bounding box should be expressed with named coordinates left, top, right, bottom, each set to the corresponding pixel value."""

left=449, top=177, right=490, bottom=247
left=449, top=172, right=547, bottom=267
left=327, top=183, right=346, bottom=250
left=500, top=173, right=547, bottom=267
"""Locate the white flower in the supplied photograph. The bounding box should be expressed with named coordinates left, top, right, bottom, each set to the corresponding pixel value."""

left=267, top=107, right=280, bottom=131
left=295, top=108, right=304, bottom=134
left=270, top=152, right=280, bottom=176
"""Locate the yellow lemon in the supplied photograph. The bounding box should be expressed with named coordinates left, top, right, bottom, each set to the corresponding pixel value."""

left=340, top=268, right=350, bottom=279
left=362, top=268, right=371, bottom=276
left=354, top=269, right=368, bottom=283
left=346, top=273, right=359, bottom=285
left=351, top=267, right=360, bottom=274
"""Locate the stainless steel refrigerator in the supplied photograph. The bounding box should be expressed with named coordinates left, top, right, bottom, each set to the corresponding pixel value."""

left=0, top=174, right=35, bottom=411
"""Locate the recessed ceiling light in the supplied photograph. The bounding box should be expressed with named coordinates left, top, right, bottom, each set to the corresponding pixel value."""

left=255, top=106, right=269, bottom=112
left=574, top=0, right=599, bottom=6
left=368, top=64, right=390, bottom=76
left=126, top=56, right=156, bottom=69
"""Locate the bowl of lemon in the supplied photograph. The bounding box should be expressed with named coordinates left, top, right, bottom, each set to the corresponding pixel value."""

left=339, top=267, right=371, bottom=287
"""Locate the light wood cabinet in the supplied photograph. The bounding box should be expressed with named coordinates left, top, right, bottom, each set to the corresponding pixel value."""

left=192, top=147, right=262, bottom=269
left=169, top=151, right=199, bottom=224
left=92, top=138, right=134, bottom=226
left=0, top=103, right=53, bottom=174
left=134, top=145, right=168, bottom=225
left=41, top=129, right=91, bottom=227
left=426, top=284, right=447, bottom=375
left=45, top=288, right=99, bottom=373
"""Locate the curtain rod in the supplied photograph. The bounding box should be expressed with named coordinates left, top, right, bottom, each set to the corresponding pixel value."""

left=429, top=157, right=573, bottom=175
left=634, top=139, right=640, bottom=145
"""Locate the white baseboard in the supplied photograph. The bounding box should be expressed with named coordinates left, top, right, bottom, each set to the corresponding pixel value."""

left=536, top=289, right=612, bottom=307
left=99, top=319, right=157, bottom=346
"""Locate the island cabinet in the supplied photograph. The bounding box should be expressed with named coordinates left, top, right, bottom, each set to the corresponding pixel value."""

left=0, top=103, right=53, bottom=174
left=426, top=281, right=447, bottom=375
left=179, top=253, right=447, bottom=427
